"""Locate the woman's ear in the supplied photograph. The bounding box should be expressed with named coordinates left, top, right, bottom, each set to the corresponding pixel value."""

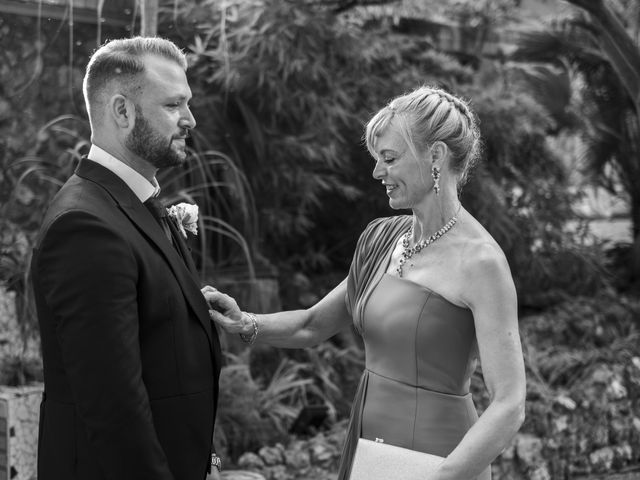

left=109, top=94, right=135, bottom=129
left=430, top=141, right=448, bottom=166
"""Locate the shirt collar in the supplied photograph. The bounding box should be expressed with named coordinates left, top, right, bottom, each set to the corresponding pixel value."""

left=87, top=145, right=160, bottom=202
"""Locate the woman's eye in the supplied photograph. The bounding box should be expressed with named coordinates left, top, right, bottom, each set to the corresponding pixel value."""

left=383, top=157, right=395, bottom=164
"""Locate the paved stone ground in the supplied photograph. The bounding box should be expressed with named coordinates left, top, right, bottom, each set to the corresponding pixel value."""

left=567, top=217, right=632, bottom=244
left=589, top=218, right=633, bottom=244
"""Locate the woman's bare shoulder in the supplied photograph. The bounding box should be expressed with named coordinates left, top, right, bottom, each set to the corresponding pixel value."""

left=457, top=213, right=507, bottom=263
left=456, top=219, right=515, bottom=304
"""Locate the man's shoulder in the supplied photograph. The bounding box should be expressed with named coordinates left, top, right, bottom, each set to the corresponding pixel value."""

left=39, top=174, right=119, bottom=235
left=48, top=173, right=103, bottom=208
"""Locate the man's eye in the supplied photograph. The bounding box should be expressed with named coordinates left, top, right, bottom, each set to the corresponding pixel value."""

left=383, top=157, right=395, bottom=163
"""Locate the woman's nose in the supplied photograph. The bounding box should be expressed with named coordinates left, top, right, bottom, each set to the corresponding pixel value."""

left=372, top=159, right=386, bottom=180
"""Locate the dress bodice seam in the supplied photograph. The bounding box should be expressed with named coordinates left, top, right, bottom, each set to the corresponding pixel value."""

left=364, top=368, right=471, bottom=397
left=412, top=293, right=432, bottom=447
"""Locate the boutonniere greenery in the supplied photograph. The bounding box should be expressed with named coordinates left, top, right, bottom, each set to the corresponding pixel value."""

left=166, top=203, right=199, bottom=238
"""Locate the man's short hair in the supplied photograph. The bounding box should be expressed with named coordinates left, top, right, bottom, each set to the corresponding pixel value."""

left=82, top=36, right=187, bottom=124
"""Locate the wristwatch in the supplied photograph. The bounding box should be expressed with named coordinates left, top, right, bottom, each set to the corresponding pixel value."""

left=210, top=453, right=222, bottom=472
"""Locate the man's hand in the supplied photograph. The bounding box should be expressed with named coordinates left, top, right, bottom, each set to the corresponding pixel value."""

left=201, top=286, right=252, bottom=335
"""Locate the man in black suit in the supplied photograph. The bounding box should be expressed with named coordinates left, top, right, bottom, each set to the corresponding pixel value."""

left=31, top=37, right=222, bottom=479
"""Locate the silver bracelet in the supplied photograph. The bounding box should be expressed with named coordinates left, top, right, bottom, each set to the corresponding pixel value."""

left=210, top=453, right=222, bottom=472
left=239, top=312, right=258, bottom=345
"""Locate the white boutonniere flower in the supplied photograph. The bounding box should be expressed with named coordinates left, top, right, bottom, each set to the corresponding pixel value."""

left=166, top=203, right=199, bottom=238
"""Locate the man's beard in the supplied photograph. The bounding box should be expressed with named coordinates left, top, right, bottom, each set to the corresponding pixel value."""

left=125, top=106, right=187, bottom=169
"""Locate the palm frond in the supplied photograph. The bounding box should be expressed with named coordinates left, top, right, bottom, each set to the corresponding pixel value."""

left=511, top=22, right=607, bottom=67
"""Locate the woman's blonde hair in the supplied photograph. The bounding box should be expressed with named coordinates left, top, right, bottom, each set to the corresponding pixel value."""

left=365, top=86, right=481, bottom=186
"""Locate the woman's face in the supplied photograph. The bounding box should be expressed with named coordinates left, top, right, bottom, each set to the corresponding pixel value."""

left=371, top=119, right=433, bottom=211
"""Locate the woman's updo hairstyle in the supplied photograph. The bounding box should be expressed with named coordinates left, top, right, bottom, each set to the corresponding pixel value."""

left=365, top=86, right=481, bottom=186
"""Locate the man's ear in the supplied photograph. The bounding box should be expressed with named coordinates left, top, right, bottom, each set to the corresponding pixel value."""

left=109, top=94, right=135, bottom=129
left=430, top=141, right=448, bottom=166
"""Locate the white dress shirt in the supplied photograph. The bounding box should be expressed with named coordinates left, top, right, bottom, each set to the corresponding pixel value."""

left=87, top=145, right=160, bottom=202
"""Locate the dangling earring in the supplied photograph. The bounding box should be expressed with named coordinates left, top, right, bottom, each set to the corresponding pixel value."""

left=431, top=165, right=441, bottom=195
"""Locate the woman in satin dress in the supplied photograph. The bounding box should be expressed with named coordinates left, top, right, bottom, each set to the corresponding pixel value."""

left=206, top=86, right=526, bottom=480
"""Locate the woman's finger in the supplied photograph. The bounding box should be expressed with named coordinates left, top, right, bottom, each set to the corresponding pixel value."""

left=209, top=310, right=241, bottom=333
left=203, top=291, right=223, bottom=306
left=207, top=292, right=237, bottom=312
left=209, top=309, right=227, bottom=325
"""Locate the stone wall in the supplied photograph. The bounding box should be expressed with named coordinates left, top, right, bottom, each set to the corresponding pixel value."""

left=0, top=286, right=41, bottom=390
left=0, top=288, right=19, bottom=361
left=0, top=385, right=43, bottom=480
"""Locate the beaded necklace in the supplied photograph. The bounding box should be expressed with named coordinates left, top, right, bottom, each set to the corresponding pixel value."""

left=396, top=208, right=460, bottom=278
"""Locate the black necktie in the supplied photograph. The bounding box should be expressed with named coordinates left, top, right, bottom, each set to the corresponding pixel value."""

left=144, top=197, right=172, bottom=242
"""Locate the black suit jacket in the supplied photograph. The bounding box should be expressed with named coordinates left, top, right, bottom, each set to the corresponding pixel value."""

left=31, top=159, right=222, bottom=480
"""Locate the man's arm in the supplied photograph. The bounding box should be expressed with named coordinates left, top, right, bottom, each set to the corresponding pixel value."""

left=36, top=210, right=174, bottom=480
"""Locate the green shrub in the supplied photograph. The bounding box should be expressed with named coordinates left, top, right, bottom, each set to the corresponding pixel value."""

left=507, top=291, right=640, bottom=478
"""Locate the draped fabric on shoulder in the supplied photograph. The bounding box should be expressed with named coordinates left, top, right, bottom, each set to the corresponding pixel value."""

left=338, top=215, right=411, bottom=480
left=345, top=216, right=411, bottom=334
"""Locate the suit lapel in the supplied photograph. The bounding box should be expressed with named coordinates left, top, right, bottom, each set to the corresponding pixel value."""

left=166, top=217, right=200, bottom=284
left=74, top=159, right=218, bottom=354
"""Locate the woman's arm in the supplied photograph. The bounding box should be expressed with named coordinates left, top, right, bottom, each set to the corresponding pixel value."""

left=204, top=278, right=352, bottom=348
left=432, top=244, right=526, bottom=480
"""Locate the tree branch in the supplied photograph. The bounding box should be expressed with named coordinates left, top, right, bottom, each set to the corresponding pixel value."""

left=564, top=0, right=640, bottom=109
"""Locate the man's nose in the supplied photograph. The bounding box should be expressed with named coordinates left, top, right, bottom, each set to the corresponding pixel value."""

left=181, top=106, right=196, bottom=130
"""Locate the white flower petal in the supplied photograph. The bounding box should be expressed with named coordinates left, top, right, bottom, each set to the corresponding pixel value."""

left=167, top=203, right=199, bottom=237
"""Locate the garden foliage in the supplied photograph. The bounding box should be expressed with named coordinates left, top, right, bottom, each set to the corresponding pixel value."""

left=0, top=1, right=637, bottom=478
left=511, top=0, right=640, bottom=278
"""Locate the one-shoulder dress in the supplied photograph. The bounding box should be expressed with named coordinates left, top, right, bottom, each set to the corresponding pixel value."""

left=337, top=216, right=491, bottom=480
